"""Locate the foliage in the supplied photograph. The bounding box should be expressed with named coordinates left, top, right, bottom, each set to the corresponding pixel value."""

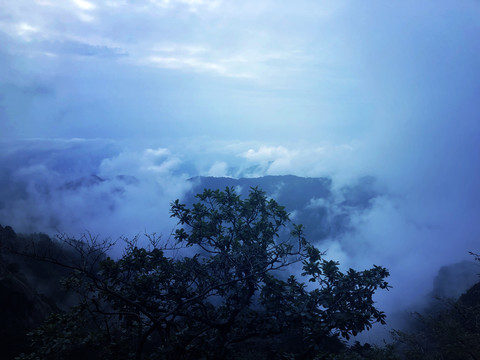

left=392, top=283, right=480, bottom=360
left=0, top=225, right=75, bottom=360
left=320, top=341, right=398, bottom=360
left=16, top=187, right=390, bottom=360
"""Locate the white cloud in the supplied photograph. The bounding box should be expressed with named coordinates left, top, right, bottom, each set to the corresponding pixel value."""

left=148, top=0, right=221, bottom=11
left=239, top=144, right=357, bottom=180
left=0, top=0, right=317, bottom=80
left=100, top=148, right=182, bottom=178
left=243, top=145, right=291, bottom=162
left=0, top=141, right=193, bottom=241
left=306, top=197, right=329, bottom=209
left=151, top=44, right=207, bottom=54
left=147, top=56, right=222, bottom=71
left=144, top=55, right=254, bottom=78
left=0, top=0, right=320, bottom=82
left=206, top=161, right=229, bottom=177
left=34, top=0, right=56, bottom=6
left=105, top=1, right=127, bottom=8
left=77, top=12, right=95, bottom=22
left=72, top=0, right=96, bottom=11
left=15, top=22, right=40, bottom=41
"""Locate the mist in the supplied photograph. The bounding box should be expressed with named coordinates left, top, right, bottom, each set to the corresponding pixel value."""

left=2, top=0, right=480, bottom=341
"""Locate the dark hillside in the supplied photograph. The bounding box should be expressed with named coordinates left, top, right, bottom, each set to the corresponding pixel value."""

left=0, top=225, right=76, bottom=359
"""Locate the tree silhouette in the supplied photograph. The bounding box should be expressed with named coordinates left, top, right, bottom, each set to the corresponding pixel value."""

left=18, top=187, right=390, bottom=360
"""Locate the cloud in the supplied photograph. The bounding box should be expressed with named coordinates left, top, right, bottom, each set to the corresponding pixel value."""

left=239, top=144, right=358, bottom=181
left=212, top=137, right=480, bottom=333
left=148, top=0, right=221, bottom=12
left=242, top=145, right=291, bottom=162
left=72, top=0, right=96, bottom=11
left=145, top=56, right=240, bottom=77
left=43, top=40, right=128, bottom=57
left=0, top=139, right=362, bottom=240
left=15, top=23, right=40, bottom=40
left=141, top=43, right=308, bottom=78
left=0, top=0, right=317, bottom=80
left=2, top=0, right=480, bottom=340
left=0, top=140, right=192, bottom=243
left=143, top=44, right=251, bottom=76
left=205, top=161, right=229, bottom=177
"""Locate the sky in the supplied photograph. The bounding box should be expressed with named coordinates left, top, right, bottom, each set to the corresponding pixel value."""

left=1, top=0, right=480, bottom=339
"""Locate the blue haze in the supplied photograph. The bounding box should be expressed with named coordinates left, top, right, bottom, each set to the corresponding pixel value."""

left=1, top=0, right=480, bottom=339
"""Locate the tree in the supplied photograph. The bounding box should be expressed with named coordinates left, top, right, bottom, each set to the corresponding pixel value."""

left=18, top=187, right=390, bottom=360
left=392, top=254, right=480, bottom=360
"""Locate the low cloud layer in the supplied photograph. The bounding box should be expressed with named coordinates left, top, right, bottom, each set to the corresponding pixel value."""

left=0, top=139, right=191, bottom=241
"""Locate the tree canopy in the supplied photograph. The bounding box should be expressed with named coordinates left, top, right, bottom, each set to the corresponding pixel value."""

left=17, top=187, right=390, bottom=360
left=392, top=255, right=480, bottom=360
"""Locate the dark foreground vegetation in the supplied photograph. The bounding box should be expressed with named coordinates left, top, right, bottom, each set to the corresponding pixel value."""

left=0, top=187, right=479, bottom=359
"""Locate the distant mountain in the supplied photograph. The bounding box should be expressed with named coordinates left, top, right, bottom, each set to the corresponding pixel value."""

left=429, top=260, right=480, bottom=300
left=61, top=174, right=139, bottom=191
left=187, top=175, right=331, bottom=209
left=184, top=175, right=383, bottom=243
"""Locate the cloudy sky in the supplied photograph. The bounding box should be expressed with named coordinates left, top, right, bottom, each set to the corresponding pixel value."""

left=2, top=0, right=480, bottom=336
